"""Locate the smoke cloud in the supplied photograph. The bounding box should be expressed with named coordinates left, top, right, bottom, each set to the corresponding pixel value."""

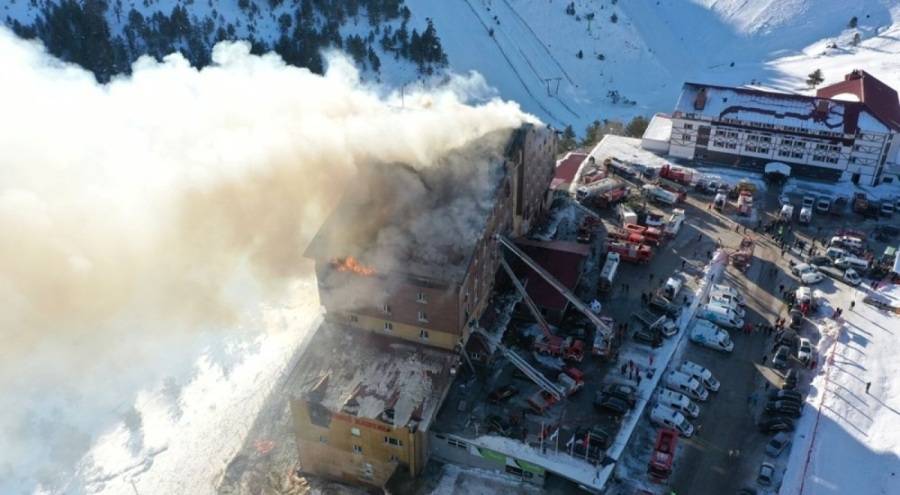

left=0, top=27, right=535, bottom=491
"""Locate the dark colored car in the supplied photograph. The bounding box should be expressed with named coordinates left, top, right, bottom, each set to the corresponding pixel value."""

left=764, top=401, right=802, bottom=418
left=600, top=383, right=637, bottom=407
left=808, top=255, right=832, bottom=266
left=595, top=394, right=630, bottom=416
left=488, top=385, right=519, bottom=404
left=572, top=426, right=613, bottom=462
left=768, top=389, right=803, bottom=402
left=649, top=296, right=681, bottom=317
left=634, top=327, right=663, bottom=347
left=777, top=329, right=800, bottom=350
left=758, top=417, right=795, bottom=433
left=772, top=345, right=791, bottom=370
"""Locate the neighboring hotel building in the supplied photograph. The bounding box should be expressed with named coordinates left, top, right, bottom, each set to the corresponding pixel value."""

left=659, top=70, right=900, bottom=186
left=290, top=124, right=557, bottom=487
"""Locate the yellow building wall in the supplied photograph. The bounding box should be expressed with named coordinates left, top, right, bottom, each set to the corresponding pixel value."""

left=290, top=398, right=426, bottom=487
left=325, top=311, right=460, bottom=351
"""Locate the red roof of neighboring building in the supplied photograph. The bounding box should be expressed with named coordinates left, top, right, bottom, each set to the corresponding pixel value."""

left=511, top=238, right=590, bottom=312
left=551, top=152, right=587, bottom=190
left=816, top=70, right=900, bottom=131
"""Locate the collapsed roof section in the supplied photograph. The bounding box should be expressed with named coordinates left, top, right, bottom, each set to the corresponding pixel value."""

left=288, top=324, right=457, bottom=431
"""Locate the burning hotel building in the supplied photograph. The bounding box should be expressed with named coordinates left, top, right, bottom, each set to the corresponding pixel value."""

left=288, top=124, right=557, bottom=486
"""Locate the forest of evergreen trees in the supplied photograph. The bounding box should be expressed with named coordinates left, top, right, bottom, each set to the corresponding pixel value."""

left=5, top=0, right=448, bottom=82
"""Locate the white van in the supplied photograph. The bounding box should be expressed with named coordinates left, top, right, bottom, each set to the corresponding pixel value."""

left=661, top=276, right=684, bottom=300
left=830, top=236, right=863, bottom=252
left=799, top=206, right=812, bottom=224
left=679, top=361, right=720, bottom=392
left=707, top=298, right=745, bottom=318
left=657, top=389, right=700, bottom=418
left=834, top=255, right=870, bottom=271
left=649, top=404, right=694, bottom=437
left=825, top=246, right=847, bottom=261
left=689, top=320, right=734, bottom=353
left=710, top=284, right=745, bottom=306
left=665, top=370, right=709, bottom=401
left=698, top=303, right=744, bottom=330
left=780, top=204, right=794, bottom=221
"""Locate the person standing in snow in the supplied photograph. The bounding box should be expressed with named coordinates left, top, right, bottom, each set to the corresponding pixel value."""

left=866, top=382, right=872, bottom=394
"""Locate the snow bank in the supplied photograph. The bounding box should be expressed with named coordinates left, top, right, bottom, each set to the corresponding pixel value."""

left=780, top=283, right=900, bottom=494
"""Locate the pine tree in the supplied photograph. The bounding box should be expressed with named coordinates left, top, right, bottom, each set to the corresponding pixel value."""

left=806, top=69, right=825, bottom=88
left=625, top=116, right=650, bottom=138
left=559, top=125, right=577, bottom=152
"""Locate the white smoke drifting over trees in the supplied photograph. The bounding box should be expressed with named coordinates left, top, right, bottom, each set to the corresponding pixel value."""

left=0, top=27, right=536, bottom=492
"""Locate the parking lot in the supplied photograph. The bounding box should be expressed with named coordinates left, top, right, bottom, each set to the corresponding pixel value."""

left=409, top=153, right=899, bottom=495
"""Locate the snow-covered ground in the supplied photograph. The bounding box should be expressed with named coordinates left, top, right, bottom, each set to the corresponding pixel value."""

left=780, top=282, right=900, bottom=495
left=1, top=280, right=322, bottom=495
left=408, top=0, right=900, bottom=130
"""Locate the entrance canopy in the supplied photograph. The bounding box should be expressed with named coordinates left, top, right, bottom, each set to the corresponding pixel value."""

left=765, top=162, right=792, bottom=176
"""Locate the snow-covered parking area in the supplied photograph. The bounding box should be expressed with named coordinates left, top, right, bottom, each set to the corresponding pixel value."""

left=780, top=283, right=900, bottom=494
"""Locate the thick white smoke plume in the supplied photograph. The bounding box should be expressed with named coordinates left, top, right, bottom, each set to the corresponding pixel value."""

left=0, top=27, right=535, bottom=492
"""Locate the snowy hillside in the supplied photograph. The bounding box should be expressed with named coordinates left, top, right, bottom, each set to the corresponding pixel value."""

left=406, top=0, right=900, bottom=130
left=5, top=0, right=900, bottom=133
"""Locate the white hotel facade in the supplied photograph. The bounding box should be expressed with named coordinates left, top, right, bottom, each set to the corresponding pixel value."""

left=657, top=71, right=900, bottom=186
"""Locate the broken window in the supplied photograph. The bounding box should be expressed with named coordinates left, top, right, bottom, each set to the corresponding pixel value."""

left=418, top=310, right=428, bottom=322
left=419, top=329, right=429, bottom=340
left=383, top=322, right=393, bottom=332
left=384, top=436, right=403, bottom=446
left=382, top=303, right=391, bottom=314
left=352, top=444, right=363, bottom=454
left=416, top=292, right=427, bottom=303
left=351, top=427, right=361, bottom=437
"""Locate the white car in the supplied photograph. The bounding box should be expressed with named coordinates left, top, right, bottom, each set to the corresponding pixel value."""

left=791, top=263, right=824, bottom=285
left=843, top=269, right=862, bottom=286
left=797, top=338, right=813, bottom=364
left=779, top=194, right=791, bottom=207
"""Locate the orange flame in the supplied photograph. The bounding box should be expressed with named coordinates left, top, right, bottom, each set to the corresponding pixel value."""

left=332, top=256, right=376, bottom=276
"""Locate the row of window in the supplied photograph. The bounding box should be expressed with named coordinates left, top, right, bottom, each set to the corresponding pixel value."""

left=381, top=304, right=429, bottom=322
left=348, top=315, right=431, bottom=340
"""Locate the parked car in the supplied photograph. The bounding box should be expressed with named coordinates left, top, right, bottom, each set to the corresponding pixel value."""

left=758, top=417, right=795, bottom=433
left=634, top=326, right=663, bottom=348
left=772, top=345, right=791, bottom=370
left=488, top=385, right=519, bottom=404
left=757, top=461, right=776, bottom=486
left=768, top=389, right=803, bottom=402
left=765, top=400, right=802, bottom=418
left=595, top=395, right=630, bottom=416
left=791, top=263, right=824, bottom=284
left=600, top=383, right=637, bottom=407
left=843, top=268, right=862, bottom=286
left=649, top=295, right=681, bottom=317
left=797, top=338, right=813, bottom=365
left=807, top=255, right=832, bottom=267
left=572, top=426, right=612, bottom=461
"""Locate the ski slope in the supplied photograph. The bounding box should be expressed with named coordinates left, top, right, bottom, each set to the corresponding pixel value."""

left=408, top=0, right=900, bottom=130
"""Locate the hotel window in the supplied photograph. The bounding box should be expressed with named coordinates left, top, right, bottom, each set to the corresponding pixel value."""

left=683, top=123, right=693, bottom=130
left=384, top=322, right=393, bottom=332
left=418, top=310, right=428, bottom=322
left=778, top=149, right=792, bottom=158
left=352, top=445, right=363, bottom=454
left=416, top=292, right=427, bottom=303
left=419, top=329, right=429, bottom=340
left=382, top=303, right=391, bottom=315
left=385, top=437, right=403, bottom=447
left=351, top=427, right=361, bottom=437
